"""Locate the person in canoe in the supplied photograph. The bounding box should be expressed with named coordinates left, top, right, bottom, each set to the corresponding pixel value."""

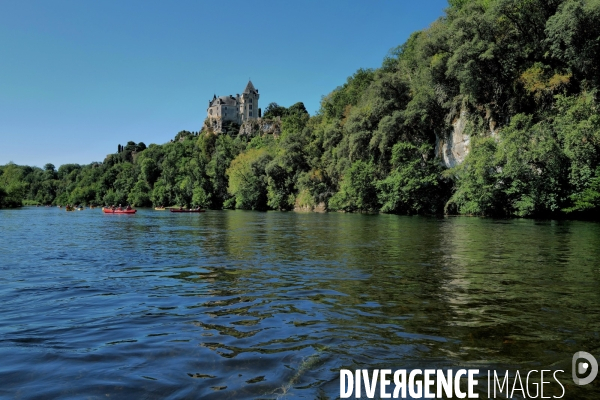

left=126, top=204, right=132, bottom=211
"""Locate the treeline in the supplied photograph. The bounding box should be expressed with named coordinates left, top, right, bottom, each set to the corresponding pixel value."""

left=2, top=0, right=600, bottom=218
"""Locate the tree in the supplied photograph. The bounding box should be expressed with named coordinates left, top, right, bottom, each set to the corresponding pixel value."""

left=151, top=179, right=172, bottom=207
left=329, top=160, right=378, bottom=212
left=286, top=102, right=309, bottom=117
left=266, top=132, right=308, bottom=210
left=141, top=158, right=159, bottom=186
left=128, top=180, right=152, bottom=207
left=262, top=102, right=287, bottom=119
left=565, top=167, right=600, bottom=215
left=207, top=135, right=241, bottom=208
left=174, top=131, right=193, bottom=142
left=226, top=148, right=273, bottom=210
left=445, top=136, right=503, bottom=215
left=378, top=143, right=446, bottom=214
left=545, top=0, right=600, bottom=86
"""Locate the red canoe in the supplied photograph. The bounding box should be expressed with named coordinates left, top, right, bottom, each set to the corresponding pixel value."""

left=103, top=208, right=137, bottom=214
left=170, top=209, right=205, bottom=213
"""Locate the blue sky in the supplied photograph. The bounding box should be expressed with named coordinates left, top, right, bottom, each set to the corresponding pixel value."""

left=0, top=0, right=449, bottom=168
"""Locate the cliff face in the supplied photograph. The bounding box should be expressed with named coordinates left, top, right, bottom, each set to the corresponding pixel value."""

left=239, top=117, right=282, bottom=137
left=436, top=110, right=471, bottom=168
left=435, top=109, right=500, bottom=168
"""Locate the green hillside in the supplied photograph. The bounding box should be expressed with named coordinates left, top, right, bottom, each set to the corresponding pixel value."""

left=2, top=0, right=600, bottom=218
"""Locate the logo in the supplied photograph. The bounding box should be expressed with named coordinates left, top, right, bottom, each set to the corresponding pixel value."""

left=339, top=368, right=567, bottom=398
left=572, top=351, right=598, bottom=386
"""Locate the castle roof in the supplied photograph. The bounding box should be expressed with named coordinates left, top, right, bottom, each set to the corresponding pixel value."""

left=210, top=96, right=238, bottom=107
left=243, top=80, right=257, bottom=94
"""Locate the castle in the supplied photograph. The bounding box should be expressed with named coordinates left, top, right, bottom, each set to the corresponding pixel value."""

left=206, top=81, right=260, bottom=132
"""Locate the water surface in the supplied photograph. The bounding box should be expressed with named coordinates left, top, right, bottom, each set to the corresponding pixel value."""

left=1, top=208, right=599, bottom=399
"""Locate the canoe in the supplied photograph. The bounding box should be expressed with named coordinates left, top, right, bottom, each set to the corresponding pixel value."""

left=103, top=208, right=137, bottom=214
left=66, top=207, right=75, bottom=212
left=154, top=207, right=166, bottom=211
left=170, top=209, right=205, bottom=213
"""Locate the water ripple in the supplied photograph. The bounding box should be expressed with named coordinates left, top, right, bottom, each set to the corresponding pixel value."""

left=0, top=209, right=599, bottom=398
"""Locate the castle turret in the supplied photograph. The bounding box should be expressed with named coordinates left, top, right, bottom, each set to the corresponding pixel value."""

left=239, top=80, right=259, bottom=123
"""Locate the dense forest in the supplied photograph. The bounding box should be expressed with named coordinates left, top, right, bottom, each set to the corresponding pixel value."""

left=2, top=0, right=600, bottom=218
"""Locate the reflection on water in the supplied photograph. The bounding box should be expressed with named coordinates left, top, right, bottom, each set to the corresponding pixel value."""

left=0, top=209, right=599, bottom=399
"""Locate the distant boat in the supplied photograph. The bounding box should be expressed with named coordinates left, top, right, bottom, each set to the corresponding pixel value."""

left=154, top=207, right=166, bottom=211
left=65, top=206, right=75, bottom=212
left=103, top=208, right=137, bottom=214
left=170, top=208, right=205, bottom=213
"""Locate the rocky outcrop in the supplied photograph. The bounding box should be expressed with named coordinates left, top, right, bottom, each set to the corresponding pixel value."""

left=294, top=202, right=326, bottom=213
left=436, top=110, right=471, bottom=168
left=435, top=109, right=502, bottom=168
left=239, top=117, right=282, bottom=137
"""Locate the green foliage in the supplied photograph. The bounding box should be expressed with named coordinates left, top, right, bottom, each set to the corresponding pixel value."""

left=174, top=131, right=194, bottom=142
left=566, top=166, right=600, bottom=213
left=0, top=182, right=27, bottom=208
left=226, top=148, right=273, bottom=210
left=321, top=69, right=375, bottom=120
left=103, top=189, right=128, bottom=206
left=207, top=134, right=242, bottom=208
left=378, top=143, right=446, bottom=214
left=329, top=161, right=378, bottom=212
left=545, top=0, right=600, bottom=86
left=263, top=102, right=287, bottom=119
left=69, top=186, right=98, bottom=206
left=0, top=163, right=27, bottom=207
left=446, top=136, right=502, bottom=215
left=22, top=199, right=40, bottom=206
left=265, top=132, right=309, bottom=210
left=192, top=186, right=211, bottom=208
left=141, top=158, right=159, bottom=186
left=554, top=92, right=600, bottom=214
left=447, top=91, right=600, bottom=218
left=262, top=102, right=309, bottom=121
left=128, top=180, right=152, bottom=207
left=151, top=179, right=172, bottom=207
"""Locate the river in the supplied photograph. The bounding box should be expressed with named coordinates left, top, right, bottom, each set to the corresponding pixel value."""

left=1, top=208, right=599, bottom=399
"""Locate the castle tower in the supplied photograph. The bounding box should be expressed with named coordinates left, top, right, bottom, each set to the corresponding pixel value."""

left=239, top=80, right=259, bottom=123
